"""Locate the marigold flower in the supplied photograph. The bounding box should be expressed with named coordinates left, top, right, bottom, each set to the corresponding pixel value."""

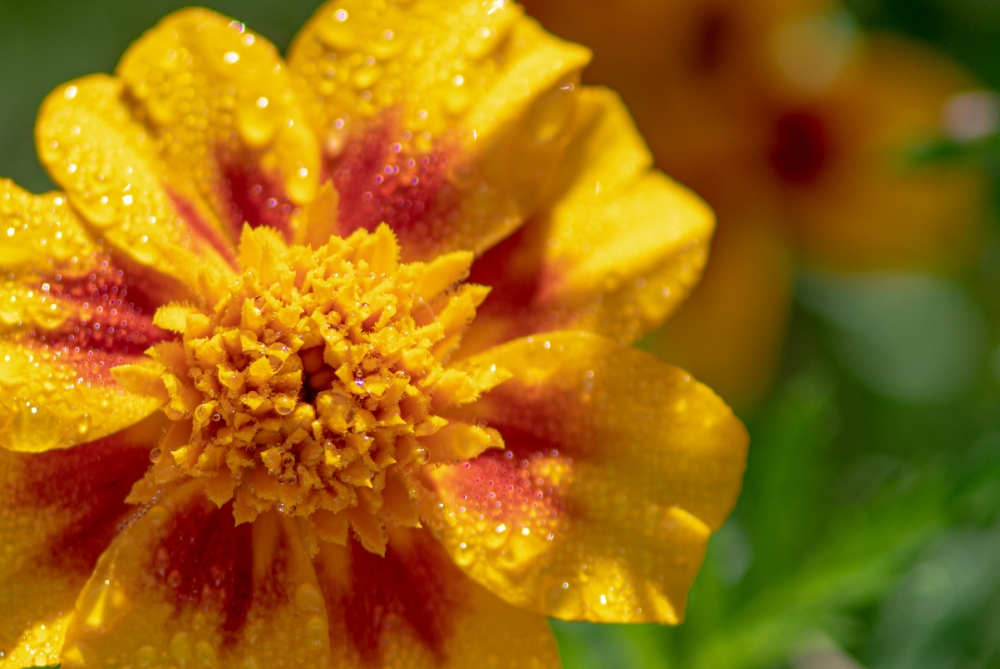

left=524, top=0, right=988, bottom=406
left=0, top=2, right=747, bottom=668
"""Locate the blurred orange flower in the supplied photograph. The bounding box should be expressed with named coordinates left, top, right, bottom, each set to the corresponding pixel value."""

left=524, top=0, right=988, bottom=406
left=0, top=2, right=748, bottom=667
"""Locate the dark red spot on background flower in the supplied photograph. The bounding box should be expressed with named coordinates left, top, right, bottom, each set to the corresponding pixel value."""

left=7, top=433, right=152, bottom=572
left=155, top=499, right=253, bottom=637
left=327, top=118, right=456, bottom=258
left=770, top=110, right=830, bottom=185
left=693, top=7, right=733, bottom=73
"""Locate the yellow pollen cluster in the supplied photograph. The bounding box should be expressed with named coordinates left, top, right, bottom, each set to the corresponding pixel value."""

left=132, top=225, right=510, bottom=554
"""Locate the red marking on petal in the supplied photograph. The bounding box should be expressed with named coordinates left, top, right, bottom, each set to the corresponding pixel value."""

left=336, top=536, right=458, bottom=666
left=470, top=223, right=555, bottom=306
left=167, top=189, right=238, bottom=267
left=7, top=434, right=152, bottom=572
left=17, top=253, right=174, bottom=383
left=220, top=155, right=295, bottom=241
left=444, top=425, right=567, bottom=529
left=467, top=221, right=565, bottom=340
left=154, top=499, right=253, bottom=637
left=327, top=118, right=457, bottom=256
left=46, top=254, right=160, bottom=319
left=23, top=344, right=153, bottom=386
left=32, top=254, right=170, bottom=358
left=254, top=524, right=294, bottom=603
left=770, top=110, right=830, bottom=185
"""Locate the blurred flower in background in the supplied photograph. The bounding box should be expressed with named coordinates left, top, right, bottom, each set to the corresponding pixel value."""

left=524, top=0, right=989, bottom=407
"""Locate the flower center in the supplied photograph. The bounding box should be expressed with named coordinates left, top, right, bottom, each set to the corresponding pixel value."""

left=136, top=225, right=505, bottom=554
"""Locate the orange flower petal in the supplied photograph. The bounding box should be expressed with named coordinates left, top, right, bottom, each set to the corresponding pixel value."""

left=0, top=420, right=161, bottom=666
left=463, top=87, right=714, bottom=353
left=60, top=483, right=333, bottom=669
left=0, top=342, right=165, bottom=453
left=115, top=9, right=321, bottom=244
left=0, top=182, right=172, bottom=451
left=426, top=331, right=747, bottom=623
left=650, top=217, right=795, bottom=409
left=313, top=528, right=560, bottom=668
left=790, top=37, right=987, bottom=269
left=36, top=75, right=236, bottom=292
left=289, top=0, right=590, bottom=260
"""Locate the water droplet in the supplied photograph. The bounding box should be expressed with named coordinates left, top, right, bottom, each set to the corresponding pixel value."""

left=444, top=88, right=471, bottom=116
left=527, top=81, right=577, bottom=143
left=318, top=16, right=357, bottom=50
left=236, top=101, right=280, bottom=149
left=352, top=64, right=382, bottom=90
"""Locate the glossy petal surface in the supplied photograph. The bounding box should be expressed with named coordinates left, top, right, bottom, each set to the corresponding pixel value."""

left=314, top=527, right=561, bottom=668
left=464, top=87, right=714, bottom=353
left=61, top=482, right=333, bottom=669
left=290, top=0, right=591, bottom=259
left=0, top=181, right=170, bottom=451
left=426, top=332, right=748, bottom=623
left=116, top=9, right=321, bottom=245
left=35, top=75, right=234, bottom=293
left=0, top=420, right=161, bottom=667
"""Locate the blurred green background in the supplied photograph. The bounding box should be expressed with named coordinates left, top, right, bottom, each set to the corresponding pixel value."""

left=2, top=0, right=1000, bottom=667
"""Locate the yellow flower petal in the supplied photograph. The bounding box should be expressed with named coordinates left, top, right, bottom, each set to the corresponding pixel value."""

left=0, top=181, right=95, bottom=275
left=60, top=483, right=333, bottom=669
left=0, top=180, right=175, bottom=451
left=0, top=613, right=72, bottom=669
left=421, top=420, right=503, bottom=463
left=464, top=87, right=714, bottom=353
left=0, top=178, right=178, bottom=308
left=0, top=420, right=161, bottom=666
left=36, top=75, right=235, bottom=293
left=0, top=341, right=165, bottom=453
left=426, top=331, right=748, bottom=623
left=116, top=9, right=321, bottom=243
left=313, top=527, right=560, bottom=668
left=289, top=0, right=591, bottom=259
